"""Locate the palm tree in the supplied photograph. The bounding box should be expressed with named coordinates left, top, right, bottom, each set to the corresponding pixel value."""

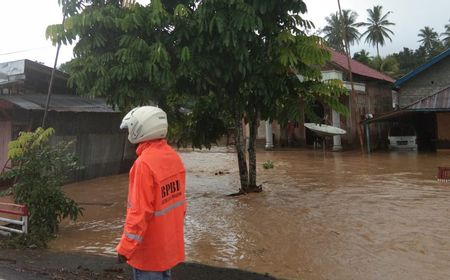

left=418, top=26, right=440, bottom=54
left=441, top=19, right=450, bottom=47
left=322, top=10, right=361, bottom=53
left=353, top=49, right=371, bottom=65
left=358, top=5, right=395, bottom=58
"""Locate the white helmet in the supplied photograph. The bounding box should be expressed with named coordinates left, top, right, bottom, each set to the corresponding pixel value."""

left=120, top=106, right=168, bottom=144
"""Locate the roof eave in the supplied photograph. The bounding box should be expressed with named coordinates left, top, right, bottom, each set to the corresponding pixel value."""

left=329, top=61, right=394, bottom=84
left=394, top=48, right=450, bottom=88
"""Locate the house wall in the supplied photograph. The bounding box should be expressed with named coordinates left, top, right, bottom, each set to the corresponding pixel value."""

left=437, top=112, right=450, bottom=149
left=8, top=108, right=133, bottom=182
left=0, top=121, right=11, bottom=170
left=334, top=73, right=393, bottom=148
left=1, top=59, right=134, bottom=180
left=46, top=111, right=132, bottom=180
left=253, top=69, right=394, bottom=149
left=366, top=81, right=393, bottom=115
left=398, top=56, right=450, bottom=106
left=332, top=80, right=392, bottom=148
left=365, top=81, right=393, bottom=150
left=257, top=120, right=266, bottom=140
left=0, top=100, right=15, bottom=171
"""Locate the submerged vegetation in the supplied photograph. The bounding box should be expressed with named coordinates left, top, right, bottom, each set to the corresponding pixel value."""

left=263, top=160, right=274, bottom=169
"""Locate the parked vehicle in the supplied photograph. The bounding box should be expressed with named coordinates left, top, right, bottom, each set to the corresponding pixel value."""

left=388, top=124, right=417, bottom=151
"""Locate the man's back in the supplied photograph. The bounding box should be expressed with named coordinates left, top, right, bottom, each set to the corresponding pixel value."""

left=119, top=139, right=186, bottom=271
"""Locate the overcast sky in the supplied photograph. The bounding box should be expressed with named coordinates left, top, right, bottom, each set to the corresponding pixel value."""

left=1, top=0, right=449, bottom=67
left=304, top=0, right=450, bottom=56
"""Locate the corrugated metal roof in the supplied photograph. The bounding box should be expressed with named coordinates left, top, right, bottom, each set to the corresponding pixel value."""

left=408, top=86, right=450, bottom=111
left=0, top=94, right=119, bottom=113
left=394, top=48, right=450, bottom=88
left=363, top=86, right=450, bottom=124
left=329, top=49, right=395, bottom=83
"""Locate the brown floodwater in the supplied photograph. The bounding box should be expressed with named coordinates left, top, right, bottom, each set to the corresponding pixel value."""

left=51, top=148, right=450, bottom=280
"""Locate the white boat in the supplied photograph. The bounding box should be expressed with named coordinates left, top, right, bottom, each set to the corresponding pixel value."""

left=304, top=123, right=346, bottom=137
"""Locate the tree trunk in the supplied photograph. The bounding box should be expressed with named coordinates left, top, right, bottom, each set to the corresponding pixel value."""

left=246, top=110, right=261, bottom=192
left=232, top=97, right=249, bottom=192
left=376, top=43, right=380, bottom=58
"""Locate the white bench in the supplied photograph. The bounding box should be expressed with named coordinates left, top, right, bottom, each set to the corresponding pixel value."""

left=0, top=203, right=28, bottom=236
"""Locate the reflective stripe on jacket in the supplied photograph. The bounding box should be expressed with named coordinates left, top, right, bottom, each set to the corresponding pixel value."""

left=116, top=139, right=186, bottom=271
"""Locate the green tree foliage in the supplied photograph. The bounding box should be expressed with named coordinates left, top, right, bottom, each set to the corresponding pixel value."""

left=369, top=55, right=399, bottom=78
left=391, top=47, right=427, bottom=77
left=322, top=10, right=360, bottom=52
left=353, top=50, right=402, bottom=79
left=0, top=128, right=82, bottom=247
left=418, top=26, right=444, bottom=58
left=58, top=61, right=73, bottom=74
left=48, top=0, right=347, bottom=193
left=352, top=49, right=371, bottom=65
left=418, top=26, right=439, bottom=49
left=48, top=0, right=226, bottom=147
left=175, top=0, right=348, bottom=191
left=440, top=19, right=450, bottom=47
left=357, top=5, right=395, bottom=57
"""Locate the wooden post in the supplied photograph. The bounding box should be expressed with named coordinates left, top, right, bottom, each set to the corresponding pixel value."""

left=365, top=123, right=371, bottom=153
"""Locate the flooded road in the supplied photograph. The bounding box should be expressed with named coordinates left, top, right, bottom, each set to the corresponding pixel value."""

left=51, top=149, right=450, bottom=280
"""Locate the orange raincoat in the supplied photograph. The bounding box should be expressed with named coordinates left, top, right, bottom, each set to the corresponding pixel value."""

left=116, top=139, right=186, bottom=271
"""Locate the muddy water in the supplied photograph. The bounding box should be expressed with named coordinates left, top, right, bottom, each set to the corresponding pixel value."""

left=51, top=149, right=450, bottom=280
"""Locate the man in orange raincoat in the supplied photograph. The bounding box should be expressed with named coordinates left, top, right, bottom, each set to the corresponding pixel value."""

left=117, top=106, right=186, bottom=280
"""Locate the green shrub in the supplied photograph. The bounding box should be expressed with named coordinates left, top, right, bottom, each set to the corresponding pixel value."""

left=262, top=160, right=274, bottom=169
left=0, top=127, right=83, bottom=247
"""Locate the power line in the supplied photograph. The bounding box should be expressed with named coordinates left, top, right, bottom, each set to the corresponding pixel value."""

left=0, top=46, right=52, bottom=56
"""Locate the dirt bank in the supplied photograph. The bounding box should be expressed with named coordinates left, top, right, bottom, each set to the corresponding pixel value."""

left=0, top=249, right=279, bottom=280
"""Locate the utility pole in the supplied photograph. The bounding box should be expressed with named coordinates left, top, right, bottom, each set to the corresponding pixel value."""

left=337, top=0, right=365, bottom=153
left=42, top=14, right=66, bottom=128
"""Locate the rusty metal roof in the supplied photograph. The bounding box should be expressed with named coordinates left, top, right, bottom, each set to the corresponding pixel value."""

left=329, top=49, right=395, bottom=83
left=0, top=94, right=119, bottom=113
left=363, top=86, right=450, bottom=124
left=408, top=86, right=450, bottom=111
